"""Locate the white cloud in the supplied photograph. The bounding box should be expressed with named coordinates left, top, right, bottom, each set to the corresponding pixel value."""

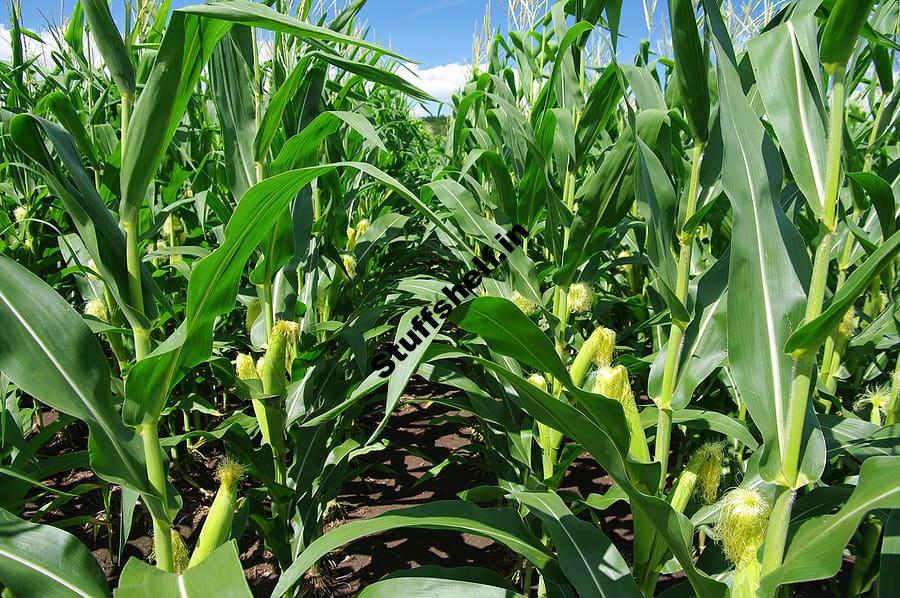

left=399, top=61, right=473, bottom=115
left=0, top=24, right=60, bottom=65
left=0, top=22, right=101, bottom=67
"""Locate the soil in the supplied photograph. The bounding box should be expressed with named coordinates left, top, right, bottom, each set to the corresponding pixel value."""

left=18, top=395, right=856, bottom=597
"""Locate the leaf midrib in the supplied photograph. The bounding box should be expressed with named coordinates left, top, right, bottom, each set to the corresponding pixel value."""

left=0, top=546, right=97, bottom=597
left=786, top=21, right=826, bottom=207
left=729, top=105, right=788, bottom=451
left=528, top=494, right=608, bottom=594
left=0, top=286, right=146, bottom=490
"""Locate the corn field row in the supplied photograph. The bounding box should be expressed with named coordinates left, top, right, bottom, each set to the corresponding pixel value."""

left=0, top=0, right=898, bottom=596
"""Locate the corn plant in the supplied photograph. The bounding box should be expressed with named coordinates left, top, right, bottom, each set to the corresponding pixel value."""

left=0, top=0, right=445, bottom=593
left=1, top=0, right=899, bottom=597
left=277, top=1, right=900, bottom=597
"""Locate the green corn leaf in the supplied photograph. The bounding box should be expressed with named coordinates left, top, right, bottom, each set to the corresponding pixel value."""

left=667, top=0, right=709, bottom=142
left=0, top=255, right=178, bottom=524
left=123, top=165, right=331, bottom=426
left=257, top=50, right=430, bottom=162
left=7, top=113, right=164, bottom=324
left=423, top=179, right=543, bottom=306
left=533, top=9, right=592, bottom=115
left=451, top=90, right=486, bottom=158
left=124, top=163, right=462, bottom=426
left=639, top=407, right=759, bottom=451
left=634, top=138, right=680, bottom=313
left=254, top=54, right=316, bottom=161
left=847, top=171, right=896, bottom=239
left=359, top=577, right=524, bottom=598
left=272, top=111, right=385, bottom=174
left=272, top=500, right=561, bottom=597
left=621, top=64, right=666, bottom=111
left=871, top=42, right=895, bottom=94
left=37, top=91, right=99, bottom=168
left=0, top=467, right=79, bottom=498
left=178, top=1, right=409, bottom=60
left=449, top=297, right=727, bottom=597
left=648, top=253, right=729, bottom=410
left=115, top=541, right=251, bottom=597
left=63, top=0, right=85, bottom=56
left=820, top=0, right=877, bottom=70
left=880, top=511, right=900, bottom=592
left=82, top=0, right=135, bottom=96
left=575, top=64, right=622, bottom=164
left=209, top=25, right=257, bottom=204
left=714, top=29, right=825, bottom=486
left=557, top=109, right=669, bottom=286
left=367, top=305, right=442, bottom=444
left=329, top=0, right=366, bottom=32
left=509, top=490, right=641, bottom=597
left=450, top=296, right=571, bottom=384
left=119, top=12, right=231, bottom=223
left=849, top=300, right=898, bottom=349
left=0, top=507, right=109, bottom=598
left=461, top=150, right=518, bottom=223
left=474, top=358, right=727, bottom=598
left=124, top=3, right=425, bottom=221
left=748, top=15, right=828, bottom=219
left=760, top=456, right=900, bottom=593
left=785, top=227, right=900, bottom=355
left=314, top=50, right=434, bottom=102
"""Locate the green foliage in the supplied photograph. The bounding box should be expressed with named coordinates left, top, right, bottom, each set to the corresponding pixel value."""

left=0, top=0, right=897, bottom=596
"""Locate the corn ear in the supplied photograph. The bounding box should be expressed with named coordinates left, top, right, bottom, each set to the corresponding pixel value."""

left=669, top=442, right=724, bottom=510
left=592, top=365, right=650, bottom=462
left=260, top=320, right=299, bottom=396
left=566, top=283, right=593, bottom=314
left=715, top=488, right=771, bottom=568
left=188, top=459, right=245, bottom=568
left=570, top=326, right=616, bottom=386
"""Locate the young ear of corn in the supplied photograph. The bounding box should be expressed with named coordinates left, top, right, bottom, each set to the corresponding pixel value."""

left=188, top=459, right=245, bottom=568
left=2, top=0, right=899, bottom=595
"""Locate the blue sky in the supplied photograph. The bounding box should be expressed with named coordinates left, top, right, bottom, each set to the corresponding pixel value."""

left=1, top=1, right=663, bottom=111
left=3, top=0, right=658, bottom=66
